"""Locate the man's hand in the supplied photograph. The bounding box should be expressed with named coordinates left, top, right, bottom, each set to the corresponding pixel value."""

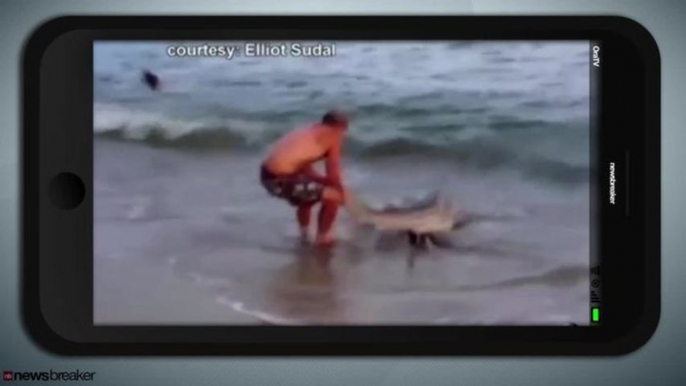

left=337, top=185, right=349, bottom=205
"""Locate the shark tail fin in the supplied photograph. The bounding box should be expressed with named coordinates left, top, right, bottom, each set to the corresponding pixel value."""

left=344, top=191, right=372, bottom=222
left=433, top=190, right=453, bottom=213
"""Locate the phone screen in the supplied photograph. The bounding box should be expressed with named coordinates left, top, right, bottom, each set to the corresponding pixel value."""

left=93, top=41, right=599, bottom=326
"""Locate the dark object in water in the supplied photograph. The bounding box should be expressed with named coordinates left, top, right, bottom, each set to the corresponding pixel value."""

left=407, top=231, right=433, bottom=248
left=407, top=231, right=453, bottom=249
left=142, top=69, right=160, bottom=90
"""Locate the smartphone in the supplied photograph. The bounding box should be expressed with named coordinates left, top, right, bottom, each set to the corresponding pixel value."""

left=23, top=16, right=660, bottom=355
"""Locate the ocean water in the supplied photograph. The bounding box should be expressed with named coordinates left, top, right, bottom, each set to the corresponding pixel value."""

left=94, top=41, right=590, bottom=185
left=94, top=42, right=592, bottom=325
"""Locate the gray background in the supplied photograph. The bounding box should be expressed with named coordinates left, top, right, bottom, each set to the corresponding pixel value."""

left=0, top=0, right=683, bottom=384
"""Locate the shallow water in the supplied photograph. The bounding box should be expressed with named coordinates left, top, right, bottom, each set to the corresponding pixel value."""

left=94, top=140, right=589, bottom=325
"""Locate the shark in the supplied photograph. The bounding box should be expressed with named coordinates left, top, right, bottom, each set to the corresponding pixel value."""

left=345, top=191, right=473, bottom=248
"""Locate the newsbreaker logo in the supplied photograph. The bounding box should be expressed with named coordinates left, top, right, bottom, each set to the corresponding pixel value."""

left=3, top=370, right=95, bottom=382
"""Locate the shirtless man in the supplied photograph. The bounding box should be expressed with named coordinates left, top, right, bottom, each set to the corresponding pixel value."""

left=260, top=111, right=348, bottom=246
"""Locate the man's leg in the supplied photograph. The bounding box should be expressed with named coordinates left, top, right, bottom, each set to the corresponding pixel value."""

left=297, top=203, right=313, bottom=239
left=316, top=187, right=344, bottom=245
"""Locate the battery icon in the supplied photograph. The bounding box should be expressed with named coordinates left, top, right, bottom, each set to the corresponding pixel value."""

left=592, top=307, right=600, bottom=323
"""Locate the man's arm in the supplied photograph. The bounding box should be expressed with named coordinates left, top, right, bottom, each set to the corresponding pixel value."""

left=301, top=165, right=328, bottom=185
left=325, top=139, right=343, bottom=189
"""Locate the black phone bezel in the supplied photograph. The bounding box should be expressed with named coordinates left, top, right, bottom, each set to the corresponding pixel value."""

left=22, top=16, right=660, bottom=356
